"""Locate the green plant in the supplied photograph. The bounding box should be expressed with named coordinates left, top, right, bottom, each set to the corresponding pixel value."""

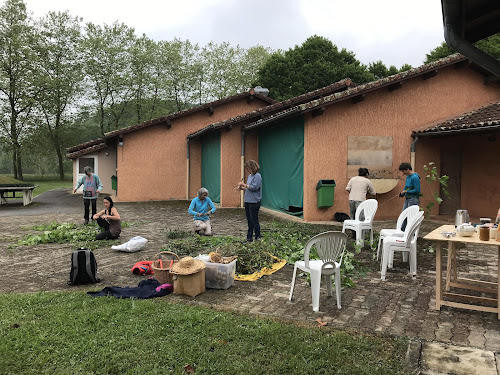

left=165, top=228, right=191, bottom=239
left=13, top=221, right=122, bottom=250
left=423, top=162, right=450, bottom=217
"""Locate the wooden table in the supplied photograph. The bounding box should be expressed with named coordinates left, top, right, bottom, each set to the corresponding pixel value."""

left=0, top=186, right=36, bottom=206
left=424, top=224, right=500, bottom=318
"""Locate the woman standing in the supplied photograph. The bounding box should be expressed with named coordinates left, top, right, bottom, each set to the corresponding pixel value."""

left=93, top=196, right=121, bottom=240
left=188, top=187, right=216, bottom=235
left=238, top=160, right=262, bottom=242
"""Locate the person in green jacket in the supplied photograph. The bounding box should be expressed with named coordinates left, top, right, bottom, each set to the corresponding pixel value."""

left=73, top=166, right=103, bottom=225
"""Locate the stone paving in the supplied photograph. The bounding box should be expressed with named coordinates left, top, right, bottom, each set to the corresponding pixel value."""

left=2, top=189, right=500, bottom=359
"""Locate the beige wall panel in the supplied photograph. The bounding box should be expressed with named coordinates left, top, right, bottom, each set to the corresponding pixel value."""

left=303, top=66, right=500, bottom=221
left=220, top=125, right=244, bottom=207
left=189, top=139, right=201, bottom=198
left=117, top=99, right=265, bottom=202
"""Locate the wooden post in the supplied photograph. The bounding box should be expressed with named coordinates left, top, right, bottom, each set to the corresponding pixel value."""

left=436, top=242, right=442, bottom=310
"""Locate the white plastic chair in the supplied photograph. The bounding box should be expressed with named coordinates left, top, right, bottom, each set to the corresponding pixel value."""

left=380, top=213, right=424, bottom=280
left=289, top=231, right=348, bottom=312
left=342, top=199, right=378, bottom=246
left=376, top=205, right=421, bottom=260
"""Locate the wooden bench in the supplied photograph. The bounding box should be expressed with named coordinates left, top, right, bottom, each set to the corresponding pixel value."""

left=0, top=186, right=37, bottom=206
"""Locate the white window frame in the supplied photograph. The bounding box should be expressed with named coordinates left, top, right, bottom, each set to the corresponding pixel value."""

left=76, top=155, right=99, bottom=193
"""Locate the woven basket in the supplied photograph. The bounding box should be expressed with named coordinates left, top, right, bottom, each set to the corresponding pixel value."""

left=152, top=251, right=180, bottom=285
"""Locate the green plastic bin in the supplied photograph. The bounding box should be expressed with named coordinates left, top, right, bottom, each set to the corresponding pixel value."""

left=111, top=175, right=117, bottom=191
left=316, top=179, right=335, bottom=208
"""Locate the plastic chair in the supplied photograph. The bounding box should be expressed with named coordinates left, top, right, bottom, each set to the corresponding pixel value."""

left=376, top=205, right=421, bottom=260
left=342, top=199, right=378, bottom=246
left=380, top=213, right=424, bottom=280
left=289, top=231, right=348, bottom=312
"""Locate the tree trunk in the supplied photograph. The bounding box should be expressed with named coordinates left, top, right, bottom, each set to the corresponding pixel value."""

left=14, top=142, right=23, bottom=181
left=56, top=147, right=65, bottom=181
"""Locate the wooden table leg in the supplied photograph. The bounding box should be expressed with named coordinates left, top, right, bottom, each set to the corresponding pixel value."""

left=498, top=246, right=500, bottom=320
left=445, top=242, right=456, bottom=291
left=436, top=242, right=442, bottom=310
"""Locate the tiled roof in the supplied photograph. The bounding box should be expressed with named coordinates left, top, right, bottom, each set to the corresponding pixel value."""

left=67, top=138, right=105, bottom=153
left=67, top=90, right=275, bottom=158
left=66, top=143, right=107, bottom=159
left=187, top=79, right=354, bottom=138
left=243, top=54, right=469, bottom=130
left=104, top=91, right=276, bottom=138
left=412, top=100, right=500, bottom=136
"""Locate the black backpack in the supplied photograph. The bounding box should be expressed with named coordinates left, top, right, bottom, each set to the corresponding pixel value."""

left=334, top=212, right=350, bottom=223
left=68, top=248, right=100, bottom=285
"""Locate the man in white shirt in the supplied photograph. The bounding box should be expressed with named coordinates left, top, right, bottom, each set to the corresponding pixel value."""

left=346, top=168, right=376, bottom=221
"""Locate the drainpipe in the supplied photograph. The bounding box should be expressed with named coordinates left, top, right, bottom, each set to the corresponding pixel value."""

left=410, top=136, right=419, bottom=171
left=186, top=139, right=190, bottom=200
left=442, top=0, right=500, bottom=77
left=240, top=131, right=245, bottom=208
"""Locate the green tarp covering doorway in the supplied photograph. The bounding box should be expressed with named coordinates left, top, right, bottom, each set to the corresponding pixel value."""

left=201, top=131, right=221, bottom=203
left=258, top=116, right=304, bottom=214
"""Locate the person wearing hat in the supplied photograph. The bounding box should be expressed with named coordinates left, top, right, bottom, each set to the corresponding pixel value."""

left=188, top=187, right=216, bottom=235
left=73, top=166, right=103, bottom=225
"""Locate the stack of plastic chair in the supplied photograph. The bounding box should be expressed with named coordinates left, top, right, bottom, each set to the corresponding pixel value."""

left=376, top=205, right=421, bottom=261
left=380, top=212, right=424, bottom=280
left=289, top=232, right=348, bottom=312
left=342, top=199, right=378, bottom=246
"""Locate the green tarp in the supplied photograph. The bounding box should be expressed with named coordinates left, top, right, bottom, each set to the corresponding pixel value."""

left=201, top=131, right=221, bottom=203
left=258, top=117, right=304, bottom=213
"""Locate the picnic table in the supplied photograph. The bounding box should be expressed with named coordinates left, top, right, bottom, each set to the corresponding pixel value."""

left=424, top=224, right=500, bottom=319
left=0, top=185, right=37, bottom=206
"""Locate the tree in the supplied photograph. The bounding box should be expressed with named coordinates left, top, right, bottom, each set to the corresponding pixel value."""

left=368, top=60, right=413, bottom=80
left=34, top=11, right=84, bottom=180
left=425, top=34, right=500, bottom=64
left=254, top=35, right=375, bottom=101
left=83, top=22, right=135, bottom=135
left=0, top=0, right=39, bottom=180
left=424, top=42, right=454, bottom=64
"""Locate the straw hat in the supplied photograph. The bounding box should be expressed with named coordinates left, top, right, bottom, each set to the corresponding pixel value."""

left=170, top=256, right=205, bottom=275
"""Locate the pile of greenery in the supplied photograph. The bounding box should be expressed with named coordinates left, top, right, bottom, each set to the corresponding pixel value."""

left=163, top=221, right=370, bottom=286
left=14, top=222, right=123, bottom=250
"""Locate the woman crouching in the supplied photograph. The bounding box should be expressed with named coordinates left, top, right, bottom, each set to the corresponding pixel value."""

left=93, top=196, right=121, bottom=240
left=188, top=187, right=216, bottom=235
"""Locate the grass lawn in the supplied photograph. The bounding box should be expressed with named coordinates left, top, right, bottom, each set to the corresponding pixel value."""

left=0, top=292, right=411, bottom=375
left=30, top=180, right=73, bottom=196
left=0, top=174, right=73, bottom=197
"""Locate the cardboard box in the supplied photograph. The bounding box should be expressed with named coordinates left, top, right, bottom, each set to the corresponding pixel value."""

left=173, top=270, right=206, bottom=297
left=203, top=259, right=236, bottom=290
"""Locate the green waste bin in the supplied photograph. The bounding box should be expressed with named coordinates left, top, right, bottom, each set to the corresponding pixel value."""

left=316, top=179, right=335, bottom=208
left=111, top=175, right=117, bottom=191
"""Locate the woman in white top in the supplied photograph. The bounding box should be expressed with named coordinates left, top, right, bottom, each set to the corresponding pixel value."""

left=346, top=168, right=376, bottom=221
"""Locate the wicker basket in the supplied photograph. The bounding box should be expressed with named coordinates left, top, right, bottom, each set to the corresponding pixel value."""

left=152, top=251, right=180, bottom=285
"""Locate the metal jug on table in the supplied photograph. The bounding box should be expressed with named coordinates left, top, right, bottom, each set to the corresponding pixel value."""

left=455, top=209, right=470, bottom=227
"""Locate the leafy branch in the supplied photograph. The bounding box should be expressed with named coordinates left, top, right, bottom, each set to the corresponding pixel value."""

left=423, top=162, right=450, bottom=217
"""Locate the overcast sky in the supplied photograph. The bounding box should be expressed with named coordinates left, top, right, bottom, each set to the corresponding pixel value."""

left=17, top=0, right=445, bottom=68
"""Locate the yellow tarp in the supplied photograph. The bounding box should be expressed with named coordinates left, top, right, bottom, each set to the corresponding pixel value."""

left=235, top=254, right=287, bottom=281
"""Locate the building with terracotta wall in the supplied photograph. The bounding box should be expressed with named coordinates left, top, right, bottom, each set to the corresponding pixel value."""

left=67, top=91, right=275, bottom=201
left=230, top=54, right=500, bottom=221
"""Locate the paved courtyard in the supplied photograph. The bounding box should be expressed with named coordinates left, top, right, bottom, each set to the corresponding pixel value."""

left=1, top=189, right=500, bottom=368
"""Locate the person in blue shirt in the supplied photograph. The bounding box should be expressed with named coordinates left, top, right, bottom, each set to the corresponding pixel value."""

left=238, top=160, right=262, bottom=242
left=188, top=187, right=216, bottom=235
left=73, top=166, right=103, bottom=225
left=399, top=162, right=421, bottom=231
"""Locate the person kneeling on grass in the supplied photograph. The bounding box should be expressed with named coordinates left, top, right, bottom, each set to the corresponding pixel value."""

left=188, top=187, right=216, bottom=236
left=93, top=196, right=121, bottom=240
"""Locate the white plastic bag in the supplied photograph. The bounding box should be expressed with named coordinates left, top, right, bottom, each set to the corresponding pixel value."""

left=111, top=236, right=148, bottom=252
